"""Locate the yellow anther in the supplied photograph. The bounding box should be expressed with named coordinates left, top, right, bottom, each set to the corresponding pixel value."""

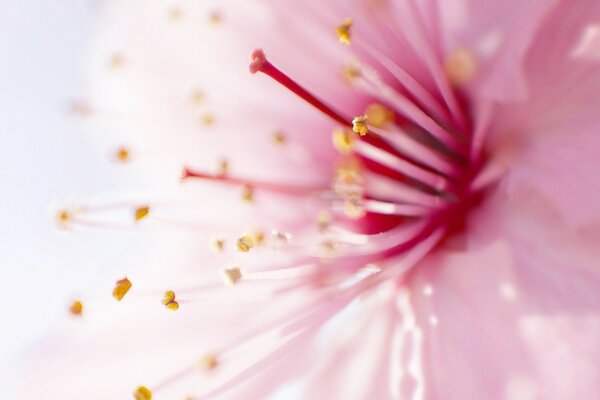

left=201, top=354, right=219, bottom=370
left=444, top=47, right=477, bottom=87
left=241, top=185, right=254, bottom=203
left=352, top=115, right=369, bottom=136
left=116, top=146, right=130, bottom=163
left=109, top=53, right=125, bottom=69
left=113, top=277, right=132, bottom=301
left=210, top=236, right=226, bottom=253
left=221, top=266, right=242, bottom=286
left=168, top=7, right=183, bottom=21
left=69, top=300, right=83, bottom=316
left=133, top=386, right=152, bottom=400
left=236, top=234, right=255, bottom=253
left=272, top=131, right=286, bottom=146
left=336, top=18, right=353, bottom=45
left=317, top=210, right=332, bottom=232
left=191, top=89, right=204, bottom=104
left=252, top=230, right=265, bottom=246
left=365, top=103, right=394, bottom=127
left=217, top=159, right=229, bottom=177
left=56, top=209, right=72, bottom=229
left=208, top=11, right=222, bottom=25
left=161, top=290, right=179, bottom=310
left=202, top=114, right=214, bottom=126
left=344, top=199, right=366, bottom=219
left=332, top=128, right=356, bottom=154
left=341, top=65, right=362, bottom=84
left=134, top=206, right=150, bottom=222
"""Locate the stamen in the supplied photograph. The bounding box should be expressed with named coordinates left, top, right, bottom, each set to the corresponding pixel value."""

left=210, top=236, right=226, bottom=253
left=331, top=128, right=356, bottom=154
left=182, top=166, right=322, bottom=196
left=444, top=48, right=477, bottom=87
left=241, top=185, right=254, bottom=203
left=56, top=209, right=72, bottom=229
left=272, top=131, right=286, bottom=146
left=162, top=291, right=179, bottom=311
left=335, top=18, right=353, bottom=45
left=249, top=49, right=350, bottom=127
left=364, top=103, right=394, bottom=127
left=69, top=300, right=83, bottom=316
left=133, top=386, right=152, bottom=400
left=134, top=206, right=150, bottom=222
left=221, top=266, right=242, bottom=286
left=113, top=277, right=132, bottom=301
left=352, top=115, right=369, bottom=136
left=200, top=354, right=219, bottom=371
left=115, top=146, right=130, bottom=163
left=236, top=234, right=255, bottom=253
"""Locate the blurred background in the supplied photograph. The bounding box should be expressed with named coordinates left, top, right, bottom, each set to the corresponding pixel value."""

left=0, top=2, right=107, bottom=396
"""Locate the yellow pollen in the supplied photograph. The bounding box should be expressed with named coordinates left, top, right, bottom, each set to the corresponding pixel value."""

left=336, top=18, right=353, bottom=45
left=236, top=234, right=255, bottom=253
left=444, top=47, right=477, bottom=87
left=116, top=146, right=130, bottom=163
left=332, top=128, right=356, bottom=154
left=365, top=103, right=394, bottom=127
left=202, top=114, right=215, bottom=126
left=241, top=185, right=254, bottom=203
left=69, top=300, right=83, bottom=316
left=113, top=277, right=132, bottom=301
left=201, top=354, right=219, bottom=370
left=210, top=236, right=226, bottom=253
left=352, top=115, right=369, bottom=136
left=133, top=386, right=152, bottom=400
left=56, top=209, right=72, bottom=229
left=162, top=290, right=179, bottom=311
left=191, top=89, right=204, bottom=104
left=221, top=266, right=242, bottom=286
left=109, top=53, right=125, bottom=69
left=134, top=206, right=150, bottom=222
left=272, top=131, right=286, bottom=146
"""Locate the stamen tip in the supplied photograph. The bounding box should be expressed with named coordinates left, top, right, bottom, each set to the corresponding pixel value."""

left=249, top=49, right=266, bottom=74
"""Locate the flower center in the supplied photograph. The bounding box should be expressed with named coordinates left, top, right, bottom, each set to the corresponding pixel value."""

left=249, top=49, right=486, bottom=254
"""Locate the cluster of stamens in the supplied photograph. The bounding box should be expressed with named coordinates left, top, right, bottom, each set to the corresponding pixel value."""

left=61, top=13, right=486, bottom=400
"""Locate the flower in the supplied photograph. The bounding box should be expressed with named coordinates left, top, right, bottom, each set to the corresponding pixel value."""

left=22, top=0, right=600, bottom=399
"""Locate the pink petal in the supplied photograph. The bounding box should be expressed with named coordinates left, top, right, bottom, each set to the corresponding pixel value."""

left=408, top=188, right=600, bottom=399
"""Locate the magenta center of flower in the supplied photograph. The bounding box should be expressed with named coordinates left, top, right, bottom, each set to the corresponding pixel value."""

left=249, top=49, right=485, bottom=256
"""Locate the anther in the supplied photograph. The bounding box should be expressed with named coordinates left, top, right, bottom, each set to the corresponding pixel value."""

left=200, top=354, right=219, bottom=371
left=335, top=18, right=353, bottom=45
left=113, top=277, right=132, bottom=301
left=221, top=266, right=242, bottom=286
left=241, top=185, right=254, bottom=203
left=56, top=209, right=72, bottom=229
left=69, top=300, right=83, bottom=316
left=236, top=234, right=255, bottom=253
left=115, top=146, right=130, bottom=163
left=352, top=115, right=369, bottom=136
left=133, top=386, right=152, bottom=400
left=365, top=103, right=394, bottom=127
left=332, top=128, right=356, bottom=154
left=134, top=206, right=150, bottom=222
left=210, top=236, right=226, bottom=253
left=162, top=290, right=179, bottom=311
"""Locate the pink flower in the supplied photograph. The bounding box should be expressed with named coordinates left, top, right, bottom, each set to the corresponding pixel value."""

left=22, top=0, right=600, bottom=399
